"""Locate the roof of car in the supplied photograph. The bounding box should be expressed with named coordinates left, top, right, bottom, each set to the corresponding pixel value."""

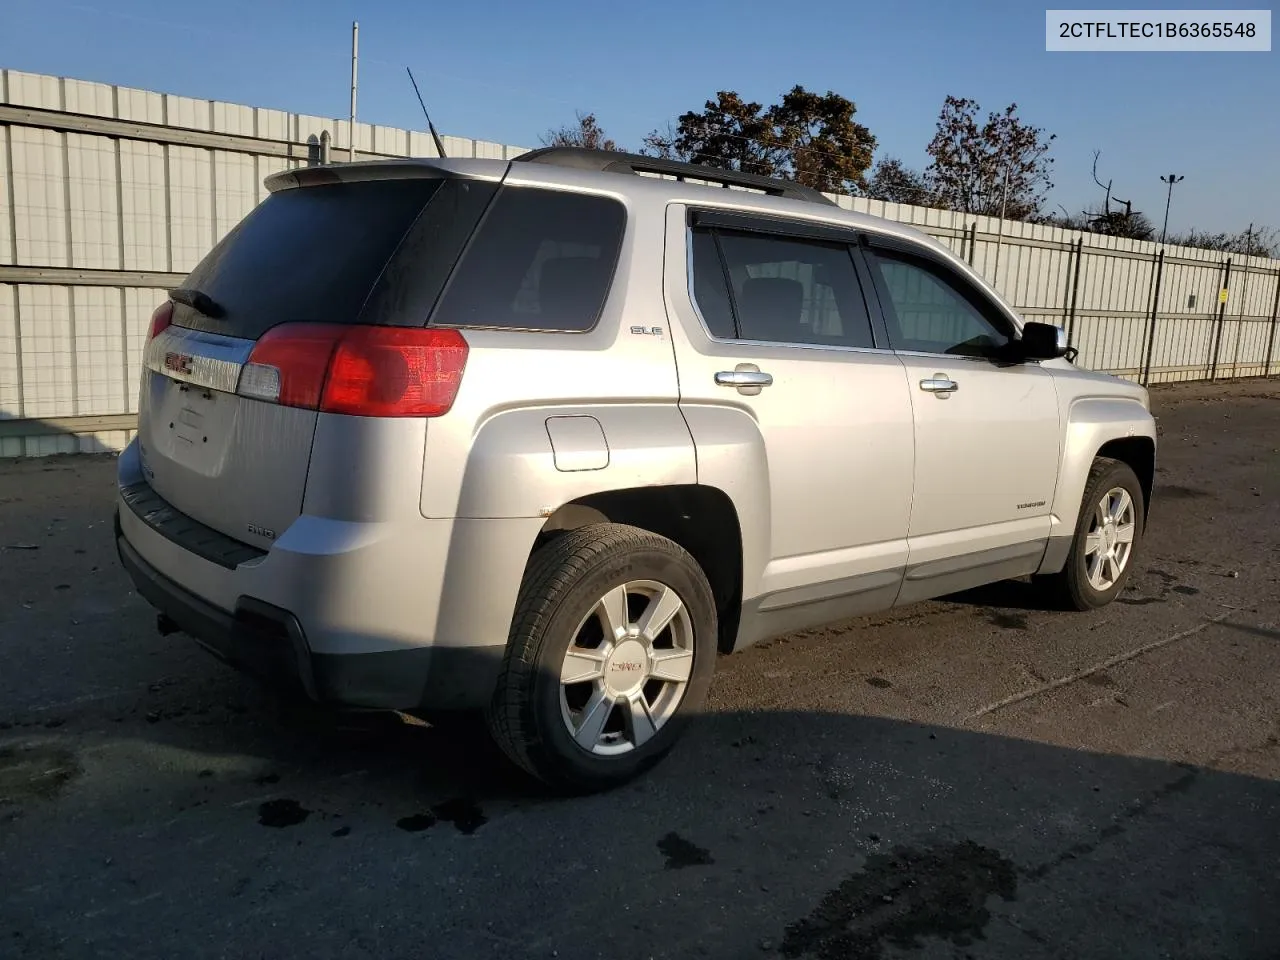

left=267, top=151, right=953, bottom=267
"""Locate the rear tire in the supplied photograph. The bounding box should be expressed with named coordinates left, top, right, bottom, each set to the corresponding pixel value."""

left=1039, top=457, right=1145, bottom=611
left=486, top=523, right=717, bottom=793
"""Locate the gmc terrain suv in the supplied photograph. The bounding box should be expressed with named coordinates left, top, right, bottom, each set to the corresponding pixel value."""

left=115, top=147, right=1156, bottom=791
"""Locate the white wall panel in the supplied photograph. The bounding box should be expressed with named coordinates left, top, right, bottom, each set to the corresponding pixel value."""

left=63, top=78, right=115, bottom=117
left=71, top=287, right=127, bottom=415
left=6, top=70, right=61, bottom=109
left=10, top=127, right=68, bottom=266
left=123, top=287, right=161, bottom=413
left=0, top=127, right=13, bottom=265
left=213, top=151, right=258, bottom=243
left=0, top=285, right=20, bottom=419
left=167, top=146, right=214, bottom=272
left=17, top=285, right=74, bottom=418
left=212, top=101, right=255, bottom=137
left=119, top=140, right=167, bottom=271
left=117, top=86, right=164, bottom=124
left=66, top=133, right=120, bottom=268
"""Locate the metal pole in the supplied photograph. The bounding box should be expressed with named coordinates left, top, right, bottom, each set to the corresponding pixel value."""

left=1160, top=173, right=1183, bottom=246
left=1066, top=237, right=1084, bottom=348
left=992, top=163, right=1011, bottom=285
left=1209, top=258, right=1232, bottom=381
left=349, top=21, right=359, bottom=162
left=1263, top=266, right=1280, bottom=378
left=1060, top=237, right=1076, bottom=328
left=1229, top=231, right=1252, bottom=380
left=966, top=223, right=977, bottom=266
left=1142, top=250, right=1165, bottom=385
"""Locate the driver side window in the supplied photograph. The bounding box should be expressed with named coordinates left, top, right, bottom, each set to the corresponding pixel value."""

left=870, top=250, right=1010, bottom=358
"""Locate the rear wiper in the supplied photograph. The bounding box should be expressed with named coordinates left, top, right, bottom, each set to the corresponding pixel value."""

left=168, top=287, right=225, bottom=319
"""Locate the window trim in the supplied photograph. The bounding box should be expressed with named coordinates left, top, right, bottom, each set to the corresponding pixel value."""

left=856, top=240, right=1022, bottom=362
left=425, top=183, right=628, bottom=335
left=684, top=219, right=887, bottom=354
left=689, top=207, right=866, bottom=247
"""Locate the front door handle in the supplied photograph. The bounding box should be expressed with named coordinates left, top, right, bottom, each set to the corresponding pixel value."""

left=715, top=370, right=774, bottom=388
left=715, top=363, right=773, bottom=396
left=919, top=375, right=959, bottom=397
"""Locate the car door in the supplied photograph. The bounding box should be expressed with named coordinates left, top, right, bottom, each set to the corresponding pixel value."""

left=857, top=237, right=1062, bottom=604
left=664, top=207, right=916, bottom=646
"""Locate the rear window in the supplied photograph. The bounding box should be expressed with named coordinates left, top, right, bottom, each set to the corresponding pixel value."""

left=429, top=186, right=626, bottom=332
left=175, top=178, right=445, bottom=339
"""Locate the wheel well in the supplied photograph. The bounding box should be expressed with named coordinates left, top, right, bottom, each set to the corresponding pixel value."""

left=1097, top=437, right=1155, bottom=519
left=536, top=486, right=744, bottom=653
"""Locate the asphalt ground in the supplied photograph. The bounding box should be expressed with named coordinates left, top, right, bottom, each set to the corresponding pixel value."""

left=1, top=378, right=1278, bottom=960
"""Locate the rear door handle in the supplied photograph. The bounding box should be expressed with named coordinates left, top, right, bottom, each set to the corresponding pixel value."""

left=715, top=370, right=774, bottom=388
left=919, top=375, right=958, bottom=396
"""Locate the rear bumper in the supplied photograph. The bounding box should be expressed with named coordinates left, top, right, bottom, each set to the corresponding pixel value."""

left=112, top=436, right=535, bottom=711
left=116, top=512, right=454, bottom=708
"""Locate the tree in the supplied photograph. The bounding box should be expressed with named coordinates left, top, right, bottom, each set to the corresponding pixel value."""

left=767, top=86, right=876, bottom=193
left=642, top=91, right=780, bottom=176
left=865, top=157, right=935, bottom=206
left=540, top=111, right=620, bottom=152
left=1166, top=226, right=1278, bottom=257
left=642, top=86, right=877, bottom=192
left=1088, top=207, right=1156, bottom=240
left=926, top=96, right=1055, bottom=220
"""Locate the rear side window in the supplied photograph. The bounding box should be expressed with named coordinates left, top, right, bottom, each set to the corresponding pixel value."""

left=430, top=187, right=626, bottom=332
left=177, top=178, right=445, bottom=339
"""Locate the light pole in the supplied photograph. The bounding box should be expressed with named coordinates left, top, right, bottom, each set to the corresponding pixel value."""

left=1160, top=174, right=1184, bottom=245
left=992, top=144, right=1050, bottom=286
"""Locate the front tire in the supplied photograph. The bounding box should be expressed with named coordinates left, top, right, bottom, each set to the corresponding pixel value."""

left=486, top=523, right=717, bottom=793
left=1041, top=457, right=1145, bottom=611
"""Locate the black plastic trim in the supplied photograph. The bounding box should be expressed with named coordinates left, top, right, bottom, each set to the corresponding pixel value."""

left=119, top=479, right=266, bottom=570
left=689, top=208, right=863, bottom=245
left=515, top=147, right=837, bottom=206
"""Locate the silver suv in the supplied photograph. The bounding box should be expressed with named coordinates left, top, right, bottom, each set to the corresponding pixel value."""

left=115, top=147, right=1156, bottom=791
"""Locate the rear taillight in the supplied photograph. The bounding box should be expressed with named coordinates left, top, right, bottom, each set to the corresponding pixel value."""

left=148, top=301, right=174, bottom=340
left=237, top=324, right=469, bottom=418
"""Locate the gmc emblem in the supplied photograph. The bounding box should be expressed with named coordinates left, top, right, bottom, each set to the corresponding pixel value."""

left=164, top=352, right=193, bottom=375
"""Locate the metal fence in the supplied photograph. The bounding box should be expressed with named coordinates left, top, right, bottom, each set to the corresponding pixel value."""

left=2, top=68, right=1278, bottom=457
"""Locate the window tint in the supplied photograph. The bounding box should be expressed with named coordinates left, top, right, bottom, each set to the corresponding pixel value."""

left=714, top=231, right=874, bottom=348
left=870, top=251, right=1010, bottom=357
left=689, top=229, right=736, bottom=339
left=178, top=178, right=445, bottom=339
left=431, top=187, right=625, bottom=332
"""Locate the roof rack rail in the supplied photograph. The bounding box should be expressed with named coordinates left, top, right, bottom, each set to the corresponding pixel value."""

left=512, top=147, right=837, bottom=207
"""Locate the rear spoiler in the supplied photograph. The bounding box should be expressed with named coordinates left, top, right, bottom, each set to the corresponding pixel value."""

left=264, top=158, right=508, bottom=193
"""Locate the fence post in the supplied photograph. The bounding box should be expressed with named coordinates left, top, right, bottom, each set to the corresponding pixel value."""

left=1264, top=266, right=1280, bottom=377
left=1229, top=259, right=1253, bottom=381
left=1060, top=237, right=1076, bottom=329
left=1142, top=249, right=1166, bottom=385
left=966, top=223, right=977, bottom=266
left=1209, top=258, right=1233, bottom=381
left=1065, top=237, right=1085, bottom=348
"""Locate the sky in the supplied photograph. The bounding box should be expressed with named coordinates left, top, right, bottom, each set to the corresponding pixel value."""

left=3, top=0, right=1277, bottom=235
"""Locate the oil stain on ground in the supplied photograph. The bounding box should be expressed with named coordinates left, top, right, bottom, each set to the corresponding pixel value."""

left=657, top=831, right=715, bottom=869
left=0, top=743, right=80, bottom=806
left=258, top=798, right=311, bottom=828
left=780, top=840, right=1016, bottom=960
left=987, top=611, right=1029, bottom=630
left=1157, top=484, right=1211, bottom=500
left=433, top=798, right=487, bottom=835
left=396, top=798, right=488, bottom=835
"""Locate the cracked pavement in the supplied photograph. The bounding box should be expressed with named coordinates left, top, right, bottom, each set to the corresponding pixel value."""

left=1, top=379, right=1278, bottom=959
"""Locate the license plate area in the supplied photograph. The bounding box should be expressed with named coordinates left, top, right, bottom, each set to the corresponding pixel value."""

left=150, top=378, right=240, bottom=476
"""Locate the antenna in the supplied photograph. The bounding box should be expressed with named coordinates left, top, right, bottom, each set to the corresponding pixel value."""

left=406, top=67, right=448, bottom=159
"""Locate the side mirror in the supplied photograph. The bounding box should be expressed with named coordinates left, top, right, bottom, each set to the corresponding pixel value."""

left=1017, top=321, right=1069, bottom=361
